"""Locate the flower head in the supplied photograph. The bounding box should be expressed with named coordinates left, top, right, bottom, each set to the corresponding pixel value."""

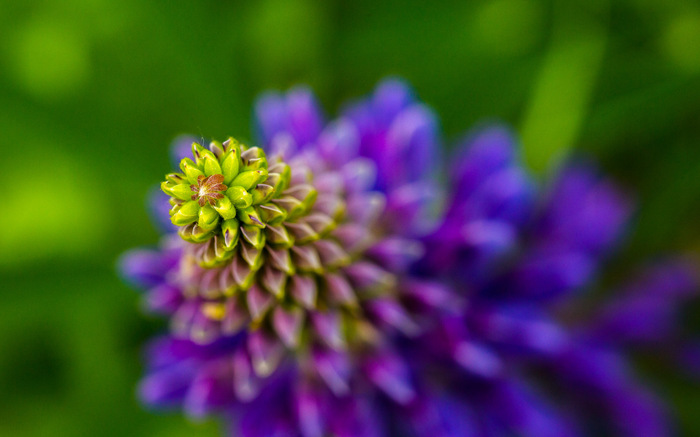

left=125, top=81, right=444, bottom=402
left=161, top=138, right=282, bottom=260
left=120, top=79, right=698, bottom=437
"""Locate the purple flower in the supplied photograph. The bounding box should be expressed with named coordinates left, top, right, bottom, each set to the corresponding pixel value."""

left=409, top=126, right=697, bottom=436
left=121, top=79, right=698, bottom=436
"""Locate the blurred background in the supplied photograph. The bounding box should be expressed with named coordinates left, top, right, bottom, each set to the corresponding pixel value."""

left=1, top=0, right=700, bottom=435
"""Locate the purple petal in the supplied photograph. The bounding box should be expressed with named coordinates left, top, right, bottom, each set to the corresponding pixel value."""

left=318, top=119, right=360, bottom=167
left=253, top=92, right=287, bottom=147
left=588, top=260, right=698, bottom=345
left=484, top=379, right=581, bottom=437
left=144, top=283, right=183, bottom=315
left=535, top=164, right=632, bottom=257
left=403, top=280, right=458, bottom=312
left=364, top=351, right=415, bottom=404
left=472, top=305, right=568, bottom=355
left=451, top=125, right=517, bottom=198
left=371, top=78, right=414, bottom=127
left=286, top=87, right=324, bottom=147
left=118, top=248, right=176, bottom=288
left=366, top=298, right=419, bottom=336
left=504, top=251, right=594, bottom=300
left=272, top=306, right=304, bottom=348
left=327, top=395, right=384, bottom=437
left=139, top=364, right=194, bottom=407
left=295, top=383, right=325, bottom=437
left=290, top=275, right=318, bottom=309
left=247, top=330, right=284, bottom=377
left=453, top=340, right=503, bottom=378
left=170, top=134, right=198, bottom=167
left=232, top=347, right=260, bottom=401
left=311, top=311, right=345, bottom=350
left=312, top=348, right=351, bottom=396
left=183, top=361, right=234, bottom=418
left=367, top=237, right=424, bottom=272
left=254, top=87, right=323, bottom=148
left=147, top=186, right=177, bottom=233
left=399, top=391, right=479, bottom=437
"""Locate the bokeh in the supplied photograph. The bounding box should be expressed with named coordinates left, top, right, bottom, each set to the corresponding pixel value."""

left=1, top=0, right=700, bottom=435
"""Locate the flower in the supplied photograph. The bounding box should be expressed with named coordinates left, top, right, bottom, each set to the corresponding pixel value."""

left=120, top=79, right=697, bottom=436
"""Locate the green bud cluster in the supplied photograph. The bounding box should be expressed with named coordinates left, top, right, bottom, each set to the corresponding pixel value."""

left=162, top=138, right=317, bottom=268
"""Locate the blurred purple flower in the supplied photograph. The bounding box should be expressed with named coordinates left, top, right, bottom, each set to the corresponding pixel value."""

left=121, top=79, right=698, bottom=436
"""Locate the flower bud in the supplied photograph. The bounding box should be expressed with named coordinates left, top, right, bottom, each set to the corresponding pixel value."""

left=198, top=205, right=220, bottom=231
left=227, top=186, right=253, bottom=209
left=213, top=195, right=237, bottom=220
left=208, top=140, right=225, bottom=158
left=271, top=196, right=306, bottom=220
left=171, top=200, right=200, bottom=226
left=265, top=224, right=295, bottom=248
left=237, top=206, right=265, bottom=228
left=220, top=148, right=240, bottom=185
left=267, top=163, right=292, bottom=196
left=231, top=170, right=268, bottom=191
left=180, top=158, right=204, bottom=184
left=222, top=219, right=240, bottom=250
left=258, top=204, right=287, bottom=225
left=161, top=181, right=193, bottom=201
left=241, top=147, right=268, bottom=172
left=251, top=184, right=274, bottom=204
left=191, top=142, right=207, bottom=166
left=202, top=153, right=223, bottom=177
left=165, top=173, right=185, bottom=185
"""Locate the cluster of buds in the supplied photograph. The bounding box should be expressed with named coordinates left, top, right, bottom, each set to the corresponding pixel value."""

left=162, top=139, right=300, bottom=267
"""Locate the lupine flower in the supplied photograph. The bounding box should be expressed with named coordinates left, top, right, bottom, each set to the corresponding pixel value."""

left=120, top=79, right=697, bottom=436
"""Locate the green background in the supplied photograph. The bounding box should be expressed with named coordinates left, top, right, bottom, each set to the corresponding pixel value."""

left=1, top=0, right=700, bottom=435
